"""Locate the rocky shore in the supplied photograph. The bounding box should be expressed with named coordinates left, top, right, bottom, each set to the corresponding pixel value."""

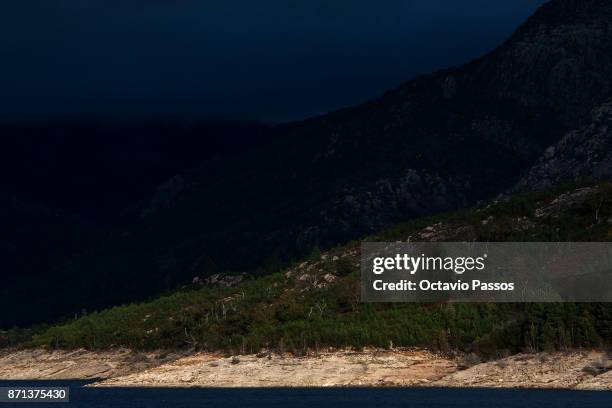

left=1, top=348, right=611, bottom=390
left=0, top=348, right=185, bottom=381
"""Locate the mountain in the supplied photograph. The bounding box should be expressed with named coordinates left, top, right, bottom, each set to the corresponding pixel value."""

left=4, top=0, right=612, bottom=328
left=0, top=122, right=274, bottom=223
left=13, top=180, right=612, bottom=353
left=0, top=193, right=103, bottom=284
left=133, top=0, right=612, bottom=263
left=0, top=122, right=275, bottom=327
left=514, top=101, right=612, bottom=192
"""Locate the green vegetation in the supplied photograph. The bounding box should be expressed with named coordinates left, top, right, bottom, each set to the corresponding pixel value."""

left=7, top=181, right=612, bottom=356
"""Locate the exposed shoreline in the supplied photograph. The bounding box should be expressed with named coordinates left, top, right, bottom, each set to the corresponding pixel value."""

left=1, top=348, right=610, bottom=390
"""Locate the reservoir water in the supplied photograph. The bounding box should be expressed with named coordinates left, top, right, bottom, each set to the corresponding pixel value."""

left=1, top=381, right=611, bottom=407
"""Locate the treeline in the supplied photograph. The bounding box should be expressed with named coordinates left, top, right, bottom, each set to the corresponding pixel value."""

left=18, top=273, right=612, bottom=356
left=7, top=181, right=612, bottom=356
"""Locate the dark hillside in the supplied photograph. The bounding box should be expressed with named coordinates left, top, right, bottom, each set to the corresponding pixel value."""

left=12, top=181, right=612, bottom=354
left=4, top=0, right=612, bottom=328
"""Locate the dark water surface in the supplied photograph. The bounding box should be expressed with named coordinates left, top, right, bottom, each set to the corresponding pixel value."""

left=2, top=381, right=612, bottom=408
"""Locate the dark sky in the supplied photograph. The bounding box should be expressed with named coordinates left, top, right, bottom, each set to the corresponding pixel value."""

left=0, top=0, right=546, bottom=124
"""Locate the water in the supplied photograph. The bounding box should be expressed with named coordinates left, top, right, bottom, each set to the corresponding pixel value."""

left=1, top=381, right=612, bottom=408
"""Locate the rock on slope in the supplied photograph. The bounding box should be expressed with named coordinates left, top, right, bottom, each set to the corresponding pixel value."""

left=515, top=101, right=612, bottom=192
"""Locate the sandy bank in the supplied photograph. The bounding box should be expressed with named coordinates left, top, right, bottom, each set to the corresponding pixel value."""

left=1, top=348, right=611, bottom=390
left=92, top=349, right=456, bottom=388
left=0, top=348, right=184, bottom=381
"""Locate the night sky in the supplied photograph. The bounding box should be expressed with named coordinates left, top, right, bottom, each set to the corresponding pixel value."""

left=0, top=0, right=546, bottom=124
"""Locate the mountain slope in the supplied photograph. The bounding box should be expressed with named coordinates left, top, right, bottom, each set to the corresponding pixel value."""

left=13, top=181, right=612, bottom=353
left=515, top=101, right=612, bottom=191
left=0, top=193, right=103, bottom=284
left=136, top=0, right=612, bottom=261
left=0, top=122, right=274, bottom=223
left=5, top=0, right=612, bottom=328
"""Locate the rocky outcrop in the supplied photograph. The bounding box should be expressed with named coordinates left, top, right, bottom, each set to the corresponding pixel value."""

left=192, top=273, right=251, bottom=288
left=515, top=102, right=612, bottom=192
left=312, top=169, right=471, bottom=244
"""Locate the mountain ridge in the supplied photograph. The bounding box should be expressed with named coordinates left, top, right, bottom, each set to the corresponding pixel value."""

left=4, top=0, right=612, bottom=328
